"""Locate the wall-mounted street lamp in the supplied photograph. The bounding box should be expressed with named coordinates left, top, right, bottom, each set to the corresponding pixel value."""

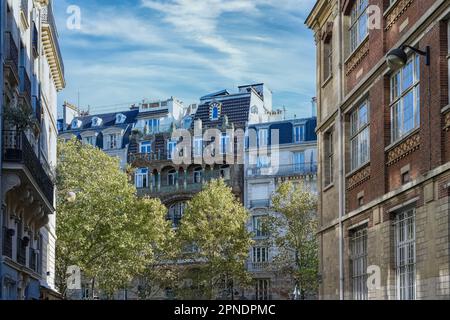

left=386, top=45, right=430, bottom=69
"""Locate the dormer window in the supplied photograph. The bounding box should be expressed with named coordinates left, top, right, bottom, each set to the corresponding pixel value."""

left=294, top=125, right=306, bottom=142
left=71, top=119, right=82, bottom=129
left=91, top=117, right=102, bottom=127
left=116, top=113, right=127, bottom=124
left=209, top=101, right=221, bottom=121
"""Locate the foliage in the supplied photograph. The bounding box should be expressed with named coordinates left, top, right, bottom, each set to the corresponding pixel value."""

left=176, top=179, right=253, bottom=300
left=265, top=181, right=319, bottom=299
left=3, top=102, right=38, bottom=132
left=55, top=138, right=174, bottom=297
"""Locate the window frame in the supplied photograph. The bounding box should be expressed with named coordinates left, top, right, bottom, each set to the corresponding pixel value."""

left=220, top=134, right=230, bottom=155
left=135, top=168, right=149, bottom=189
left=294, top=125, right=306, bottom=143
left=394, top=208, right=416, bottom=300
left=258, top=128, right=268, bottom=147
left=140, top=141, right=152, bottom=154
left=193, top=137, right=203, bottom=157
left=390, top=54, right=420, bottom=143
left=167, top=140, right=177, bottom=160
left=350, top=100, right=370, bottom=171
left=350, top=227, right=368, bottom=300
left=349, top=0, right=369, bottom=53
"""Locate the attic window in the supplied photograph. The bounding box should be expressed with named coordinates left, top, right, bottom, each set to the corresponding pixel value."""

left=209, top=101, right=222, bottom=121
left=116, top=113, right=127, bottom=124
left=71, top=119, right=82, bottom=129
left=91, top=117, right=102, bottom=127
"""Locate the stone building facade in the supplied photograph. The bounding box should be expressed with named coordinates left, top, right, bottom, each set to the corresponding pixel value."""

left=243, top=117, right=318, bottom=300
left=306, top=0, right=450, bottom=299
left=1, top=0, right=65, bottom=300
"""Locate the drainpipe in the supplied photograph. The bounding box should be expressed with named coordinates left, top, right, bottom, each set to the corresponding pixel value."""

left=0, top=0, right=6, bottom=300
left=336, top=0, right=345, bottom=300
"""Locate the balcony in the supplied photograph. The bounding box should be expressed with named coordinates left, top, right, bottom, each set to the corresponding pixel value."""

left=248, top=261, right=270, bottom=272
left=249, top=199, right=270, bottom=208
left=41, top=2, right=65, bottom=91
left=4, top=32, right=19, bottom=84
left=137, top=182, right=204, bottom=197
left=2, top=130, right=55, bottom=205
left=2, top=227, right=13, bottom=259
left=246, top=162, right=317, bottom=178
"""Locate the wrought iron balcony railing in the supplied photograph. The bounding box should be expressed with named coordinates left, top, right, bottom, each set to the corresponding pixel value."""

left=246, top=162, right=318, bottom=177
left=2, top=130, right=54, bottom=205
left=248, top=261, right=270, bottom=272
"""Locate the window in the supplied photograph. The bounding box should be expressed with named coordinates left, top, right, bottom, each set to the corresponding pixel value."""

left=167, top=140, right=177, bottom=160
left=140, top=141, right=152, bottom=154
left=210, top=102, right=221, bottom=120
left=252, top=216, right=268, bottom=238
left=83, top=136, right=96, bottom=147
left=350, top=227, right=368, bottom=300
left=167, top=170, right=177, bottom=186
left=294, top=125, right=306, bottom=142
left=252, top=247, right=269, bottom=263
left=293, top=152, right=305, bottom=172
left=71, top=119, right=82, bottom=129
left=91, top=117, right=102, bottom=127
left=349, top=0, right=369, bottom=53
left=325, top=130, right=334, bottom=186
left=258, top=129, right=268, bottom=147
left=390, top=55, right=420, bottom=142
left=106, top=133, right=120, bottom=149
left=193, top=167, right=202, bottom=184
left=350, top=101, right=370, bottom=170
left=115, top=113, right=126, bottom=124
left=220, top=166, right=231, bottom=180
left=323, top=38, right=333, bottom=81
left=135, top=168, right=148, bottom=189
left=220, top=134, right=230, bottom=154
left=395, top=208, right=416, bottom=300
left=211, top=106, right=219, bottom=120
left=145, top=119, right=160, bottom=134
left=194, top=137, right=203, bottom=157
left=168, top=202, right=185, bottom=227
left=255, top=279, right=270, bottom=300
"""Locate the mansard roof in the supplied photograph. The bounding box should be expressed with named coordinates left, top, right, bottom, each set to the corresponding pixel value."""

left=192, top=93, right=251, bottom=129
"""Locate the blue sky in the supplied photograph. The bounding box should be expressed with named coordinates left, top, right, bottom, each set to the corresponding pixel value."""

left=54, top=0, right=317, bottom=119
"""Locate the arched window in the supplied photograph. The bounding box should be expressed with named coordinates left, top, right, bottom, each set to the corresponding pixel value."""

left=193, top=167, right=202, bottom=184
left=168, top=202, right=186, bottom=228
left=167, top=169, right=177, bottom=186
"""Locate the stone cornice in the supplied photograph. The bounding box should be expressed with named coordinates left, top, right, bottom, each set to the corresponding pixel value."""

left=385, top=0, right=414, bottom=31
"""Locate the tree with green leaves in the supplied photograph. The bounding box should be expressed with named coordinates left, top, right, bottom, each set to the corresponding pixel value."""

left=55, top=139, right=174, bottom=298
left=265, top=181, right=318, bottom=300
left=176, top=179, right=253, bottom=300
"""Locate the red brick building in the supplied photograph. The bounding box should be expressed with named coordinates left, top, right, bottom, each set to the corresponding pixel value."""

left=306, top=0, right=450, bottom=299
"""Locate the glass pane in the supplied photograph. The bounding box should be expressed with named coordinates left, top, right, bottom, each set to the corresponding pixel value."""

left=359, top=103, right=368, bottom=127
left=402, top=61, right=414, bottom=91
left=402, top=90, right=414, bottom=133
